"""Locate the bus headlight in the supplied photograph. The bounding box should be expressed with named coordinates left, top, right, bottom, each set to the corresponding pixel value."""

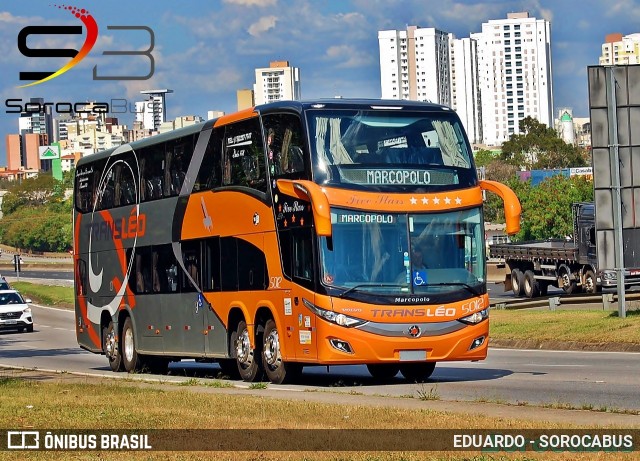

left=302, top=298, right=366, bottom=328
left=458, top=309, right=489, bottom=325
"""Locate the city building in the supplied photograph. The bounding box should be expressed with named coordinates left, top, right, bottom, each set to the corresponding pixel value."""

left=237, top=89, right=254, bottom=111
left=377, top=11, right=553, bottom=147
left=158, top=115, right=204, bottom=134
left=378, top=26, right=452, bottom=105
left=135, top=89, right=173, bottom=131
left=450, top=37, right=482, bottom=144
left=599, top=33, right=640, bottom=65
left=253, top=61, right=301, bottom=105
left=473, top=12, right=553, bottom=146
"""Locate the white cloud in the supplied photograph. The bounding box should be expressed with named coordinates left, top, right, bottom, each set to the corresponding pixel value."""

left=325, top=45, right=375, bottom=68
left=223, top=0, right=277, bottom=6
left=248, top=15, right=277, bottom=37
left=0, top=11, right=31, bottom=25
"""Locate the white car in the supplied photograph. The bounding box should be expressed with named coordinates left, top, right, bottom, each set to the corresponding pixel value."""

left=0, top=290, right=33, bottom=333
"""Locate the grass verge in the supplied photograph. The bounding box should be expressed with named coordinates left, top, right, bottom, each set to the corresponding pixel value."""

left=0, top=377, right=636, bottom=461
left=10, top=281, right=74, bottom=308
left=490, top=308, right=640, bottom=344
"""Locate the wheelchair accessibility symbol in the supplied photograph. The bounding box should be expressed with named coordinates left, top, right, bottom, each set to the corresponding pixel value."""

left=413, top=270, right=427, bottom=286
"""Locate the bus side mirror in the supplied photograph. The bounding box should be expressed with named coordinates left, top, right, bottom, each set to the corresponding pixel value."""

left=479, top=180, right=522, bottom=235
left=275, top=179, right=332, bottom=237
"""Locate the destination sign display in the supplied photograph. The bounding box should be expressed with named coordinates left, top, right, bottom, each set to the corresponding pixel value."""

left=340, top=168, right=458, bottom=186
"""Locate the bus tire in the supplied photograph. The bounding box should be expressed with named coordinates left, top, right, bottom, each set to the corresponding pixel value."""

left=400, top=362, right=436, bottom=382
left=232, top=320, right=263, bottom=382
left=103, top=321, right=124, bottom=372
left=121, top=317, right=141, bottom=373
left=511, top=268, right=524, bottom=296
left=367, top=364, right=400, bottom=381
left=262, top=319, right=300, bottom=384
left=523, top=270, right=540, bottom=298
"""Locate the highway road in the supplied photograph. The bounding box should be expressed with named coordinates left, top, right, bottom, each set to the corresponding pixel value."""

left=1, top=305, right=640, bottom=415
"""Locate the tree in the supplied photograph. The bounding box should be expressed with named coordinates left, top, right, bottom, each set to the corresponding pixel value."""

left=1, top=174, right=64, bottom=215
left=473, top=149, right=498, bottom=168
left=515, top=175, right=594, bottom=241
left=0, top=174, right=72, bottom=253
left=501, top=116, right=588, bottom=170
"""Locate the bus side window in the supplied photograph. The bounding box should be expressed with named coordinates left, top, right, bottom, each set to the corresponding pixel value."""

left=139, top=144, right=165, bottom=200
left=76, top=259, right=86, bottom=295
left=222, top=118, right=267, bottom=192
left=262, top=113, right=306, bottom=178
left=195, top=128, right=222, bottom=192
left=134, top=248, right=153, bottom=294
left=181, top=241, right=200, bottom=292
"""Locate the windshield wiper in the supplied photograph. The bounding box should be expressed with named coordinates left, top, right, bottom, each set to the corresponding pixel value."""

left=338, top=283, right=406, bottom=298
left=423, top=282, right=481, bottom=296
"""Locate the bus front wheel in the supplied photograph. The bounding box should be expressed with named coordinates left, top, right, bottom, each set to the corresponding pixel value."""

left=232, top=320, right=263, bottom=382
left=262, top=319, right=301, bottom=384
left=400, top=362, right=436, bottom=382
left=367, top=364, right=400, bottom=381
left=103, top=321, right=124, bottom=372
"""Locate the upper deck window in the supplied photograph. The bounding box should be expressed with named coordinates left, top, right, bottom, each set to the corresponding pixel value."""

left=308, top=109, right=475, bottom=190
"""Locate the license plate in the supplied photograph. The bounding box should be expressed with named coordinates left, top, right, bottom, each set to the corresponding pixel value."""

left=399, top=350, right=427, bottom=361
left=3, top=320, right=17, bottom=325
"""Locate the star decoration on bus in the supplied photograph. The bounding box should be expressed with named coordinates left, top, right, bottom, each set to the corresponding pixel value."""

left=410, top=196, right=464, bottom=206
left=421, top=197, right=429, bottom=204
left=432, top=197, right=440, bottom=205
left=444, top=197, right=451, bottom=205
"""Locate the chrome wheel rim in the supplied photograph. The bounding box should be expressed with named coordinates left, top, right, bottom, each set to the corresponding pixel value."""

left=235, top=328, right=253, bottom=367
left=124, top=327, right=134, bottom=362
left=105, top=328, right=117, bottom=360
left=264, top=329, right=281, bottom=369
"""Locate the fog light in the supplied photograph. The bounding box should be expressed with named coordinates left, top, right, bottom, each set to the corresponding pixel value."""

left=329, top=338, right=353, bottom=354
left=469, top=336, right=485, bottom=350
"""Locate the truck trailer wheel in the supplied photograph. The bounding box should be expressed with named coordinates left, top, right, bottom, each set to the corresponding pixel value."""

left=583, top=270, right=599, bottom=294
left=560, top=272, right=578, bottom=294
left=523, top=270, right=540, bottom=298
left=511, top=268, right=524, bottom=297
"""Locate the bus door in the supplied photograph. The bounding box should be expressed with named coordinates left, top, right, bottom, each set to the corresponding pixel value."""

left=285, top=228, right=318, bottom=361
left=202, top=236, right=227, bottom=357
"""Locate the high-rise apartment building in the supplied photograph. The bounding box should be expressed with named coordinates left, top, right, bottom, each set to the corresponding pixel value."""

left=600, top=33, right=640, bottom=65
left=135, top=89, right=173, bottom=131
left=474, top=12, right=553, bottom=145
left=450, top=37, right=482, bottom=144
left=377, top=12, right=553, bottom=146
left=253, top=61, right=301, bottom=105
left=379, top=27, right=451, bottom=105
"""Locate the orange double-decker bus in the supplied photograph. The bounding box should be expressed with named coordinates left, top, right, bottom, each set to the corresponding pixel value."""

left=74, top=99, right=520, bottom=383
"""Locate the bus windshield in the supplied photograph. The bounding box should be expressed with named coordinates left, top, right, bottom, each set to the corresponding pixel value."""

left=319, top=207, right=485, bottom=296
left=308, top=109, right=476, bottom=189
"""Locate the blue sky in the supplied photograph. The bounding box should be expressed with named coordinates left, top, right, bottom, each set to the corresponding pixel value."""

left=1, top=0, right=638, bottom=166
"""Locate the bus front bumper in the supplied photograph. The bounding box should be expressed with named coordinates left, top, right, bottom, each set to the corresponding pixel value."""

left=312, top=318, right=489, bottom=365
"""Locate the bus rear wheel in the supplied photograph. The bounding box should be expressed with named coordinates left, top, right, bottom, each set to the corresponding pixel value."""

left=262, top=319, right=300, bottom=384
left=103, top=321, right=124, bottom=372
left=121, top=317, right=141, bottom=373
left=400, top=362, right=436, bottom=382
left=232, top=320, right=263, bottom=382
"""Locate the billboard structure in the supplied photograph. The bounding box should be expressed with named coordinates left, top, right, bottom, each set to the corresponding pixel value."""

left=588, top=65, right=640, bottom=316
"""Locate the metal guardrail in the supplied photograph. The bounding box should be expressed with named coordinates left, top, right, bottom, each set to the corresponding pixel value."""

left=491, top=291, right=640, bottom=310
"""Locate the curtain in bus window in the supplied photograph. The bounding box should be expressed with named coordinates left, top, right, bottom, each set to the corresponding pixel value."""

left=315, top=117, right=330, bottom=166
left=329, top=117, right=353, bottom=164
left=432, top=120, right=470, bottom=168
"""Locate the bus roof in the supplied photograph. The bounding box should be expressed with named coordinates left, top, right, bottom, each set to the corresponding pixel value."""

left=76, top=99, right=454, bottom=168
